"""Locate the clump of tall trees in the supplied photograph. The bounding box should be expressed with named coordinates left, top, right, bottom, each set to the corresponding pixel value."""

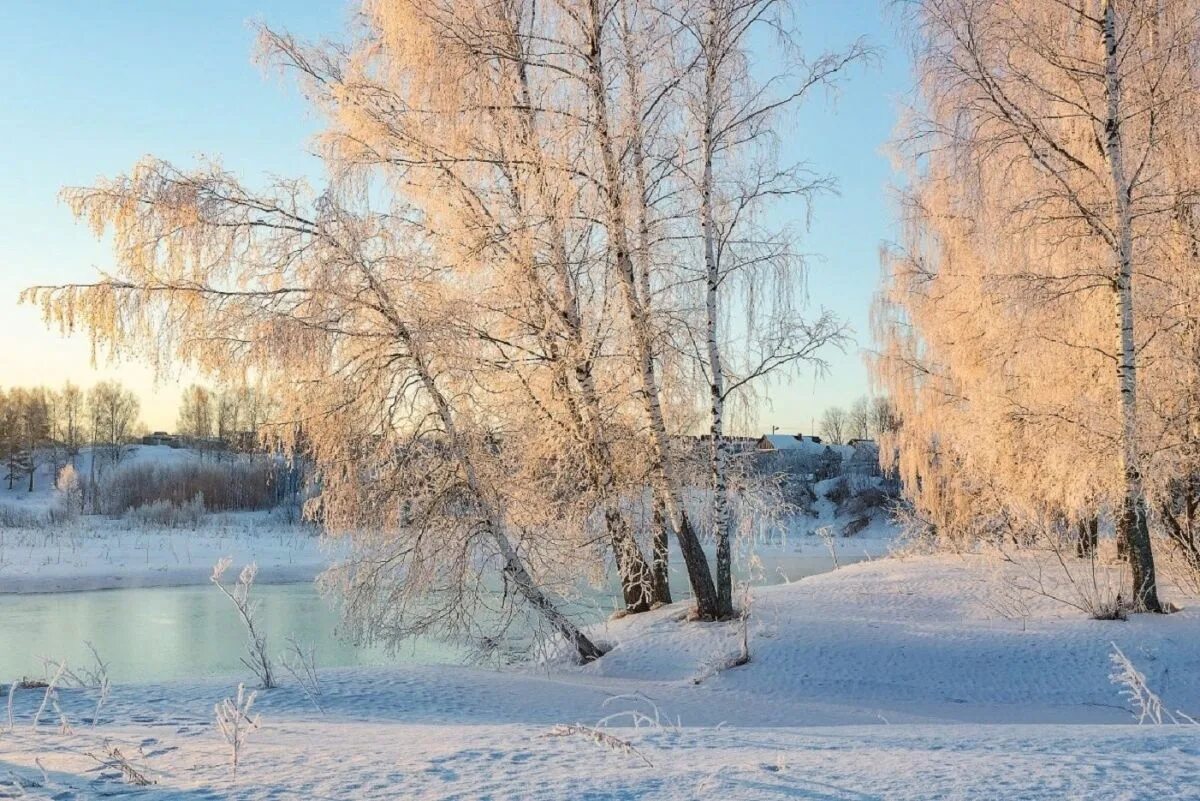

left=873, top=0, right=1200, bottom=612
left=0, top=381, right=139, bottom=492
left=820, top=396, right=898, bottom=445
left=177, top=383, right=274, bottom=456
left=24, top=0, right=864, bottom=659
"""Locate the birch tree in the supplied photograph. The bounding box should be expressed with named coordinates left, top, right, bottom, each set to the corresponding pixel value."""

left=57, top=382, right=85, bottom=467
left=256, top=1, right=680, bottom=615
left=25, top=162, right=604, bottom=661
left=178, top=385, right=214, bottom=446
left=677, top=0, right=863, bottom=615
left=876, top=0, right=1200, bottom=611
left=87, top=381, right=139, bottom=467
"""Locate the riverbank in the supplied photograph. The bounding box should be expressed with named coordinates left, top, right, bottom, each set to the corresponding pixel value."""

left=2, top=554, right=1197, bottom=799
left=0, top=507, right=894, bottom=594
left=0, top=514, right=328, bottom=593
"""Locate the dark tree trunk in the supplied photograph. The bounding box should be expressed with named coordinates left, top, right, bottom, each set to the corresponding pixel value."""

left=608, top=509, right=652, bottom=613
left=1118, top=484, right=1162, bottom=612
left=1076, top=516, right=1098, bottom=558
left=650, top=502, right=672, bottom=605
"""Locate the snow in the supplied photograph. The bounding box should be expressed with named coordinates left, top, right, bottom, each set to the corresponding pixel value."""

left=2, top=464, right=1195, bottom=798
left=757, top=434, right=847, bottom=456
left=3, top=553, right=1199, bottom=799
left=0, top=473, right=891, bottom=594
left=0, top=514, right=328, bottom=593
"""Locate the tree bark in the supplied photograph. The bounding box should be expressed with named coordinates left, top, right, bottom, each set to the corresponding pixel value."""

left=1103, top=0, right=1162, bottom=613
left=583, top=0, right=719, bottom=619
left=1076, top=516, right=1098, bottom=558
left=700, top=4, right=735, bottom=619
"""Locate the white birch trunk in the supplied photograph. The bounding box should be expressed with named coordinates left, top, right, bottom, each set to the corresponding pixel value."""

left=700, top=9, right=735, bottom=618
left=583, top=0, right=719, bottom=618
left=1102, top=0, right=1162, bottom=612
left=623, top=10, right=672, bottom=605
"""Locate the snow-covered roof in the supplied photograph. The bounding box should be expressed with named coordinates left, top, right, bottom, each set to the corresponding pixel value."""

left=759, top=434, right=803, bottom=450
left=758, top=434, right=831, bottom=453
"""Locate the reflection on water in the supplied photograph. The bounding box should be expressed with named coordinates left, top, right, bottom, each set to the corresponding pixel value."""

left=0, top=550, right=859, bottom=683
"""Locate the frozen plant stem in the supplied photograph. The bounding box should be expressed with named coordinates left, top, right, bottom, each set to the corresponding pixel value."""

left=211, top=558, right=276, bottom=689
left=215, top=683, right=260, bottom=778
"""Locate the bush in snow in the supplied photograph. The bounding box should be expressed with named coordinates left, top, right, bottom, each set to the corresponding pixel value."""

left=824, top=476, right=851, bottom=507
left=215, top=683, right=261, bottom=777
left=0, top=502, right=41, bottom=528
left=47, top=464, right=84, bottom=525
left=280, top=636, right=323, bottom=713
left=1109, top=643, right=1196, bottom=725
left=211, top=558, right=276, bottom=689
left=98, top=457, right=297, bottom=515
left=123, top=494, right=206, bottom=528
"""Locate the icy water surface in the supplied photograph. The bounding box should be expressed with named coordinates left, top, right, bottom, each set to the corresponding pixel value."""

left=0, top=550, right=863, bottom=683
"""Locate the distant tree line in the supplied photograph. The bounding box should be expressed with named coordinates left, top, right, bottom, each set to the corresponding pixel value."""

left=819, top=397, right=899, bottom=446
left=176, top=383, right=275, bottom=458
left=0, top=380, right=139, bottom=492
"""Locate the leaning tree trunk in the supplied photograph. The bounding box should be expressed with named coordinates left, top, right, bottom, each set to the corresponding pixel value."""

left=583, top=0, right=719, bottom=618
left=403, top=325, right=604, bottom=662
left=505, top=33, right=657, bottom=614
left=1102, top=0, right=1162, bottom=613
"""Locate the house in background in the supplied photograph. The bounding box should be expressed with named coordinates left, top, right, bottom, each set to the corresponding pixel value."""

left=845, top=439, right=882, bottom=477
left=756, top=433, right=822, bottom=451
left=141, top=431, right=179, bottom=447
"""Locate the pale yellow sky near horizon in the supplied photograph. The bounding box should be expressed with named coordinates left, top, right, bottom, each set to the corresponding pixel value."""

left=3, top=290, right=191, bottom=432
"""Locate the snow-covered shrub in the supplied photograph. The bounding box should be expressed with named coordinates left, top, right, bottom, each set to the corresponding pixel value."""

left=281, top=636, right=323, bottom=713
left=1155, top=514, right=1200, bottom=597
left=211, top=558, right=276, bottom=689
left=99, top=457, right=295, bottom=515
left=841, top=485, right=888, bottom=516
left=544, top=723, right=653, bottom=767
left=841, top=515, right=871, bottom=537
left=215, top=683, right=260, bottom=777
left=988, top=536, right=1130, bottom=620
left=0, top=503, right=41, bottom=528
left=1109, top=643, right=1196, bottom=725
left=90, top=745, right=155, bottom=786
left=47, top=464, right=84, bottom=525
left=123, top=495, right=206, bottom=528
left=824, top=476, right=851, bottom=507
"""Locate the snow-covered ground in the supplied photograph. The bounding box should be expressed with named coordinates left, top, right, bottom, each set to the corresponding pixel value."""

left=0, top=462, right=892, bottom=593
left=0, top=515, right=327, bottom=593
left=0, top=444, right=327, bottom=592
left=3, top=555, right=1198, bottom=799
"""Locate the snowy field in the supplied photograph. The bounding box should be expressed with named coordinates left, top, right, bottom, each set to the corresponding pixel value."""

left=1, top=455, right=1193, bottom=799
left=0, top=515, right=327, bottom=594
left=2, top=555, right=1198, bottom=799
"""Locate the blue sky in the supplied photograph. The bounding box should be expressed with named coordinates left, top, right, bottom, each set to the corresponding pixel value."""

left=0, top=1, right=910, bottom=433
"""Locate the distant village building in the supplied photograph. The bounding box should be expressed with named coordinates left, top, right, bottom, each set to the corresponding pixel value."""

left=756, top=433, right=822, bottom=451
left=141, top=431, right=179, bottom=447
left=671, top=434, right=759, bottom=457
left=845, top=440, right=882, bottom=477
